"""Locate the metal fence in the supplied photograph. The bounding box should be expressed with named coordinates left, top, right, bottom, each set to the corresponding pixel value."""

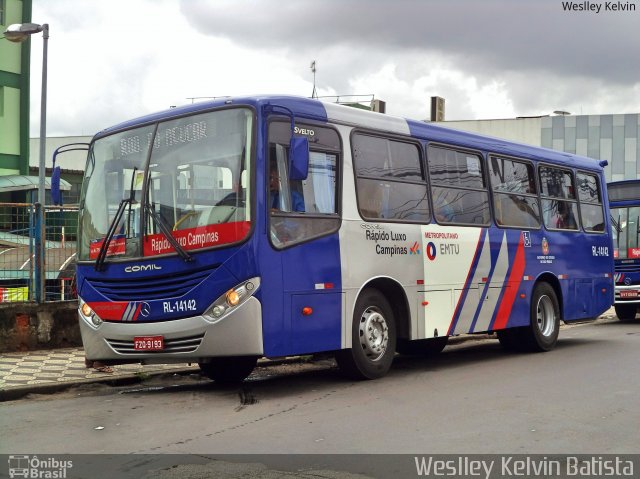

left=0, top=202, right=78, bottom=303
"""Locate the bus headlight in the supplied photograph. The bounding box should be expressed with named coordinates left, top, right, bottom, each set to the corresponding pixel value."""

left=204, top=277, right=260, bottom=322
left=79, top=298, right=103, bottom=327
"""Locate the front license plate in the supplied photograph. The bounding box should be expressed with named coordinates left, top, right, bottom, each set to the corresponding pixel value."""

left=620, top=290, right=639, bottom=299
left=134, top=336, right=164, bottom=351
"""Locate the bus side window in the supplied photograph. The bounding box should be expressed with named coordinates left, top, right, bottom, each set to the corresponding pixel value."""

left=428, top=146, right=490, bottom=226
left=577, top=171, right=605, bottom=233
left=489, top=156, right=541, bottom=229
left=267, top=122, right=341, bottom=248
left=352, top=134, right=430, bottom=222
left=299, top=151, right=337, bottom=214
left=539, top=166, right=579, bottom=231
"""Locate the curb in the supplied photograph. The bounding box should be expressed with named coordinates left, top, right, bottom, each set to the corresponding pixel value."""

left=0, top=367, right=196, bottom=402
left=0, top=356, right=303, bottom=402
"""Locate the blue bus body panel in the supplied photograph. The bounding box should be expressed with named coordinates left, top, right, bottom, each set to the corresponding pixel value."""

left=257, top=232, right=342, bottom=357
left=77, top=241, right=257, bottom=322
left=252, top=100, right=342, bottom=357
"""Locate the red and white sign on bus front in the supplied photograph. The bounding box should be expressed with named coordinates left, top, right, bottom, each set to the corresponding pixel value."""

left=143, top=221, right=250, bottom=256
left=89, top=235, right=126, bottom=259
left=628, top=248, right=640, bottom=258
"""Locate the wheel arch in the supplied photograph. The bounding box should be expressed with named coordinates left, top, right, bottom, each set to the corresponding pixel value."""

left=534, top=273, right=563, bottom=321
left=357, top=276, right=411, bottom=341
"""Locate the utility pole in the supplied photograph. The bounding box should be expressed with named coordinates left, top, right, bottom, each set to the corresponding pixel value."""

left=310, top=60, right=317, bottom=99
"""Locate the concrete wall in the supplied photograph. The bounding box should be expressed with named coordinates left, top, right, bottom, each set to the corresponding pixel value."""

left=440, top=117, right=544, bottom=147
left=0, top=302, right=82, bottom=353
left=30, top=136, right=92, bottom=171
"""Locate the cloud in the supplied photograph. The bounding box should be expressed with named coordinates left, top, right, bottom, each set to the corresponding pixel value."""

left=180, top=0, right=640, bottom=82
left=28, top=0, right=640, bottom=137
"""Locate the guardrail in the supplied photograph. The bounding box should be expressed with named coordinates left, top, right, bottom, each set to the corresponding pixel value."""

left=0, top=202, right=78, bottom=303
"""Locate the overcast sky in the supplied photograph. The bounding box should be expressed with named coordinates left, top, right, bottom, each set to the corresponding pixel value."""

left=26, top=0, right=640, bottom=137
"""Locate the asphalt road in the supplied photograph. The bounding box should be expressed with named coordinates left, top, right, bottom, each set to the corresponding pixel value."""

left=1, top=317, right=639, bottom=476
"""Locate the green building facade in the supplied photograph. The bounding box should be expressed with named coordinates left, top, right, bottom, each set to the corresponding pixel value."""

left=0, top=0, right=32, bottom=187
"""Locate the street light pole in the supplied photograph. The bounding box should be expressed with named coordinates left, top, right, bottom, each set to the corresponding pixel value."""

left=38, top=24, right=49, bottom=210
left=3, top=22, right=49, bottom=302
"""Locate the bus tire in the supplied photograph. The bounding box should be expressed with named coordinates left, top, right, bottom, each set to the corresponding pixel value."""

left=397, top=337, right=448, bottom=356
left=522, top=282, right=560, bottom=352
left=198, top=356, right=258, bottom=383
left=336, top=288, right=396, bottom=380
left=614, top=304, right=637, bottom=321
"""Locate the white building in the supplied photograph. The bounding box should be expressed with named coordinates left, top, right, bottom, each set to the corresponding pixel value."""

left=441, top=114, right=640, bottom=183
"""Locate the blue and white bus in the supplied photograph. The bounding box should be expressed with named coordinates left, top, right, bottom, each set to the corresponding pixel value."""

left=609, top=180, right=640, bottom=320
left=76, top=95, right=614, bottom=381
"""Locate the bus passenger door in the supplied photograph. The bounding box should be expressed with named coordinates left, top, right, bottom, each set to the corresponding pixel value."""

left=268, top=136, right=342, bottom=355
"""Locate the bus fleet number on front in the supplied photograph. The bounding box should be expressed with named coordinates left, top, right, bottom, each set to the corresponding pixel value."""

left=162, top=299, right=197, bottom=313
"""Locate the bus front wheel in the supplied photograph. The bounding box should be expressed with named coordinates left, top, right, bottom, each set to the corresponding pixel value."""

left=522, top=282, right=560, bottom=352
left=335, top=288, right=397, bottom=380
left=198, top=356, right=258, bottom=383
left=615, top=304, right=637, bottom=321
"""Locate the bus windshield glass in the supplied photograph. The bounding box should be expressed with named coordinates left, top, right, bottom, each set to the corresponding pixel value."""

left=611, top=206, right=640, bottom=260
left=78, top=108, right=253, bottom=261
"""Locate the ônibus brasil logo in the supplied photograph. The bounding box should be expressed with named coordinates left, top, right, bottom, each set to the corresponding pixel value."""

left=426, top=242, right=437, bottom=261
left=8, top=455, right=73, bottom=478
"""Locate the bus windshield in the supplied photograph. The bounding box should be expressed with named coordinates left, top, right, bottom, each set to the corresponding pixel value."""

left=78, top=107, right=253, bottom=261
left=611, top=206, right=640, bottom=259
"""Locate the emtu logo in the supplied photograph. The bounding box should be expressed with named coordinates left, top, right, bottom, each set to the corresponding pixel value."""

left=426, top=242, right=437, bottom=261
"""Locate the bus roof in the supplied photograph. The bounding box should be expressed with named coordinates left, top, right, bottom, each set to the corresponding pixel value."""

left=94, top=94, right=604, bottom=172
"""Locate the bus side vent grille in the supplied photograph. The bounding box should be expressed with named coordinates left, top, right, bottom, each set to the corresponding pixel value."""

left=106, top=334, right=204, bottom=355
left=87, top=265, right=218, bottom=300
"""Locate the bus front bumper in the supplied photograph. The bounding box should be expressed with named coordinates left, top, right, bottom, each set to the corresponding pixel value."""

left=614, top=285, right=640, bottom=304
left=79, top=296, right=264, bottom=363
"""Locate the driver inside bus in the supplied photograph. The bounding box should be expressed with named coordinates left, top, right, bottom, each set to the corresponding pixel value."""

left=270, top=167, right=305, bottom=212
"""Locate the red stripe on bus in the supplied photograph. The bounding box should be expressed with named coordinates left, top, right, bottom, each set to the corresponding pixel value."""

left=89, top=302, right=128, bottom=321
left=493, top=237, right=526, bottom=330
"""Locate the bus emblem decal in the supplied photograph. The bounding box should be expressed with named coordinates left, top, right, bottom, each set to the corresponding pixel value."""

left=541, top=238, right=550, bottom=256
left=125, top=264, right=162, bottom=273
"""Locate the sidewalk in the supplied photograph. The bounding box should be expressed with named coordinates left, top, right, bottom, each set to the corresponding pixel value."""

left=0, top=347, right=198, bottom=401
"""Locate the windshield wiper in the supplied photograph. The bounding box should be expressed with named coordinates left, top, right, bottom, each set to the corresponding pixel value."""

left=95, top=167, right=139, bottom=271
left=144, top=203, right=193, bottom=262
left=94, top=197, right=133, bottom=271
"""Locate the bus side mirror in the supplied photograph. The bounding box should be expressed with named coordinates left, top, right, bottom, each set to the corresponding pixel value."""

left=51, top=166, right=62, bottom=205
left=289, top=136, right=309, bottom=181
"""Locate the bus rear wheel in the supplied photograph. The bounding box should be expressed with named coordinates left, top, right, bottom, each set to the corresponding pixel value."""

left=615, top=304, right=637, bottom=321
left=335, top=288, right=396, bottom=380
left=522, top=282, right=560, bottom=352
left=198, top=356, right=258, bottom=383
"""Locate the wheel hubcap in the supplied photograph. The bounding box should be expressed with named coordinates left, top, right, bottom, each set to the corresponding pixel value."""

left=358, top=306, right=389, bottom=361
left=536, top=295, right=555, bottom=337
